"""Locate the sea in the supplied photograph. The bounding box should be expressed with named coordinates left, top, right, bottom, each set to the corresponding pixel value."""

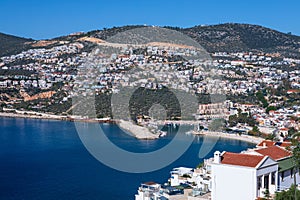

left=0, top=117, right=255, bottom=200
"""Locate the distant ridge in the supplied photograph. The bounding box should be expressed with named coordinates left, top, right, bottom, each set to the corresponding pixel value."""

left=0, top=33, right=34, bottom=57
left=182, top=23, right=300, bottom=57
left=1, top=23, right=300, bottom=58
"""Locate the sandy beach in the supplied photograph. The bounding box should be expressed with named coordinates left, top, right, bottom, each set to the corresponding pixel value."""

left=0, top=112, right=66, bottom=121
left=118, top=120, right=159, bottom=140
left=0, top=110, right=117, bottom=123
left=192, top=130, right=263, bottom=144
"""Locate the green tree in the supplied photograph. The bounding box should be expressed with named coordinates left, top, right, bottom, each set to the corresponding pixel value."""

left=256, top=91, right=269, bottom=108
left=196, top=162, right=204, bottom=169
left=209, top=118, right=225, bottom=131
left=228, top=114, right=238, bottom=127
left=265, top=133, right=277, bottom=141
left=263, top=188, right=271, bottom=200
left=289, top=127, right=298, bottom=137
left=228, top=112, right=257, bottom=127
left=266, top=106, right=276, bottom=114
left=292, top=132, right=300, bottom=200
left=275, top=185, right=300, bottom=200
left=249, top=125, right=261, bottom=136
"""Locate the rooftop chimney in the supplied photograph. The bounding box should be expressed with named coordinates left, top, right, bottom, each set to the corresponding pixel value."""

left=214, top=151, right=221, bottom=164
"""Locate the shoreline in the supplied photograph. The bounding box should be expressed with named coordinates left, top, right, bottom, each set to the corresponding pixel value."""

left=191, top=130, right=263, bottom=144
left=0, top=112, right=66, bottom=121
left=118, top=120, right=159, bottom=140
left=0, top=112, right=264, bottom=144
left=0, top=112, right=114, bottom=123
left=0, top=112, right=159, bottom=140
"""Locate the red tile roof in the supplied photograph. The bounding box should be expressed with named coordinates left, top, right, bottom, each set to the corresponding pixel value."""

left=287, top=89, right=298, bottom=93
left=279, top=128, right=289, bottom=131
left=279, top=142, right=292, bottom=147
left=257, top=140, right=275, bottom=147
left=143, top=182, right=158, bottom=186
left=257, top=140, right=292, bottom=148
left=221, top=152, right=265, bottom=168
left=255, top=146, right=291, bottom=161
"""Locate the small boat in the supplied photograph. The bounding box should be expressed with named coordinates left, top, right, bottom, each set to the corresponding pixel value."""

left=159, top=131, right=167, bottom=137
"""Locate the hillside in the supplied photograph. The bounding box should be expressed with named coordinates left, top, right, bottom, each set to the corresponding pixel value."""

left=82, top=23, right=300, bottom=58
left=1, top=23, right=300, bottom=58
left=182, top=23, right=300, bottom=58
left=0, top=33, right=34, bottom=57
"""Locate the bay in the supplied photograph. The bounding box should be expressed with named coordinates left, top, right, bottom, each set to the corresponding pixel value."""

left=0, top=117, right=254, bottom=200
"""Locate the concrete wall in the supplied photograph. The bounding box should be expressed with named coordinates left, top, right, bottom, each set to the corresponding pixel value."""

left=211, top=164, right=257, bottom=200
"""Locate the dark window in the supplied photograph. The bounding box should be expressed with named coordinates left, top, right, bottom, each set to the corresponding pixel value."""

left=264, top=174, right=269, bottom=189
left=281, top=171, right=284, bottom=181
left=291, top=169, right=294, bottom=178
left=258, top=176, right=262, bottom=188
left=271, top=172, right=276, bottom=185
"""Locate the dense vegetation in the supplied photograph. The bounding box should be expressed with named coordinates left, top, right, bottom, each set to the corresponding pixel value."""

left=0, top=33, right=33, bottom=57
left=275, top=185, right=300, bottom=200
left=182, top=23, right=300, bottom=58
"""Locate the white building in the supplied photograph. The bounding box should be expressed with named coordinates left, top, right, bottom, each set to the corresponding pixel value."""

left=135, top=182, right=165, bottom=200
left=170, top=167, right=193, bottom=186
left=211, top=151, right=278, bottom=200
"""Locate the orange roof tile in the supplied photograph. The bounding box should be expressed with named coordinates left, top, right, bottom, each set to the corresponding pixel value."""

left=278, top=142, right=292, bottom=148
left=221, top=152, right=265, bottom=168
left=143, top=181, right=158, bottom=186
left=257, top=140, right=292, bottom=148
left=255, top=146, right=291, bottom=161
left=279, top=128, right=289, bottom=131
left=257, top=140, right=275, bottom=147
left=287, top=89, right=298, bottom=93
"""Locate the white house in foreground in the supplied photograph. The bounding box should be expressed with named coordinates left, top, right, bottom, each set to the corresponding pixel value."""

left=211, top=151, right=278, bottom=200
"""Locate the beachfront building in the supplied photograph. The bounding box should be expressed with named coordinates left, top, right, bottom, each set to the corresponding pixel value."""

left=191, top=160, right=213, bottom=193
left=196, top=101, right=231, bottom=120
left=169, top=164, right=213, bottom=194
left=170, top=167, right=194, bottom=186
left=135, top=182, right=166, bottom=200
left=211, top=151, right=278, bottom=200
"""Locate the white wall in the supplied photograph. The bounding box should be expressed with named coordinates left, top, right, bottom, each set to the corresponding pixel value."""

left=211, top=164, right=257, bottom=200
left=170, top=174, right=180, bottom=186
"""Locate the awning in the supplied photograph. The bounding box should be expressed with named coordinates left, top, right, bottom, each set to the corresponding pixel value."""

left=278, top=157, right=296, bottom=172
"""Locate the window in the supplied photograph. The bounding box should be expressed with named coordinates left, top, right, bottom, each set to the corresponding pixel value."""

left=281, top=171, right=285, bottom=181
left=291, top=169, right=294, bottom=178
left=264, top=174, right=269, bottom=189
left=257, top=176, right=262, bottom=189
left=271, top=172, right=276, bottom=185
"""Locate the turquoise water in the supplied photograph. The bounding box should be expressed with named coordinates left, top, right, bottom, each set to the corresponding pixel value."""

left=0, top=117, right=255, bottom=199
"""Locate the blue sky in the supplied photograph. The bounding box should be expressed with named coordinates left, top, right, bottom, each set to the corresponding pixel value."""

left=0, top=0, right=299, bottom=39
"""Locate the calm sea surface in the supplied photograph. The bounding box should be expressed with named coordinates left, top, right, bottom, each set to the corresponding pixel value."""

left=0, top=117, right=255, bottom=200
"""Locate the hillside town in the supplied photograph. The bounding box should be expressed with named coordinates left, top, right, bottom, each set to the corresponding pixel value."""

left=2, top=0, right=300, bottom=198
left=0, top=35, right=300, bottom=199
left=1, top=38, right=300, bottom=137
